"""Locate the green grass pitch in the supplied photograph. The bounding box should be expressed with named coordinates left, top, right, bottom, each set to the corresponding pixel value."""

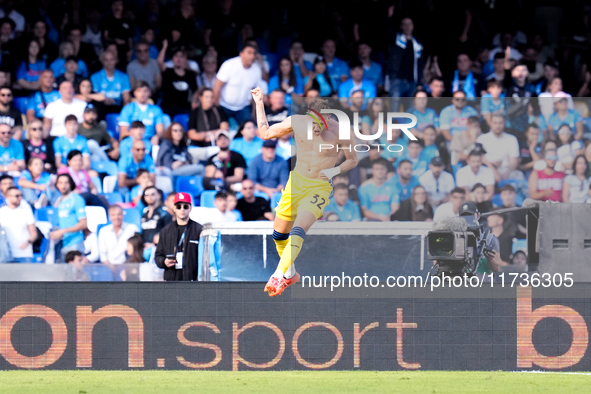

left=0, top=371, right=590, bottom=393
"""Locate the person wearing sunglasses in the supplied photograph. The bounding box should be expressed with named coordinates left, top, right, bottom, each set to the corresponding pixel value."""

left=0, top=87, right=22, bottom=128
left=23, top=119, right=55, bottom=173
left=439, top=90, right=478, bottom=142
left=0, top=123, right=25, bottom=176
left=528, top=148, right=565, bottom=202
left=155, top=192, right=203, bottom=281
left=0, top=186, right=37, bottom=261
left=117, top=139, right=156, bottom=193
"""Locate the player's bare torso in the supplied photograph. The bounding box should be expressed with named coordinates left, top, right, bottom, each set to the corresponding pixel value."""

left=290, top=115, right=341, bottom=179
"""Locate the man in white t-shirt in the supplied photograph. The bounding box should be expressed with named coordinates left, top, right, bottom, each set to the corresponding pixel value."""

left=456, top=143, right=495, bottom=198
left=433, top=187, right=466, bottom=222
left=419, top=157, right=456, bottom=207
left=0, top=187, right=36, bottom=260
left=190, top=191, right=236, bottom=224
left=476, top=113, right=521, bottom=181
left=213, top=43, right=267, bottom=125
left=43, top=81, right=88, bottom=137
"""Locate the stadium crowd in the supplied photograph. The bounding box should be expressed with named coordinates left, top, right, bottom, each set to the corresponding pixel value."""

left=0, top=0, right=590, bottom=268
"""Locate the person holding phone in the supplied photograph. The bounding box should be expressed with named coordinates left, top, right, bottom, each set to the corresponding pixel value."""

left=155, top=192, right=203, bottom=281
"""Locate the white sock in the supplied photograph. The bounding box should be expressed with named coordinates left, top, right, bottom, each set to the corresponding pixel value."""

left=272, top=268, right=284, bottom=279
left=284, top=264, right=296, bottom=279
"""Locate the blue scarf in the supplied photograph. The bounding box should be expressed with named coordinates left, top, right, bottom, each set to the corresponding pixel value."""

left=452, top=70, right=476, bottom=98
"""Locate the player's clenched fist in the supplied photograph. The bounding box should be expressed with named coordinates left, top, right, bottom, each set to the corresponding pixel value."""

left=251, top=87, right=264, bottom=103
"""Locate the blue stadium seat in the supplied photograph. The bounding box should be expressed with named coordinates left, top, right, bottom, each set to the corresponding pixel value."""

left=14, top=96, right=28, bottom=115
left=492, top=193, right=524, bottom=208
left=123, top=208, right=142, bottom=229
left=106, top=113, right=120, bottom=140
left=35, top=207, right=58, bottom=227
left=264, top=53, right=278, bottom=77
left=33, top=237, right=49, bottom=263
left=91, top=160, right=118, bottom=176
left=173, top=114, right=189, bottom=130
left=512, top=238, right=527, bottom=254
left=163, top=114, right=171, bottom=128
left=83, top=265, right=115, bottom=281
left=254, top=190, right=270, bottom=201
left=271, top=192, right=282, bottom=208
left=102, top=192, right=124, bottom=204
left=91, top=177, right=103, bottom=193
left=96, top=222, right=110, bottom=238
left=176, top=176, right=204, bottom=199
left=200, top=190, right=217, bottom=208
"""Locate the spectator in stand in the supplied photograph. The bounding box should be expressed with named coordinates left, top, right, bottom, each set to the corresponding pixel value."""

left=481, top=79, right=505, bottom=128
left=32, top=19, right=58, bottom=64
left=19, top=157, right=51, bottom=208
left=0, top=187, right=36, bottom=261
left=49, top=173, right=88, bottom=260
left=236, top=179, right=273, bottom=221
left=379, top=121, right=408, bottom=165
left=486, top=52, right=506, bottom=82
left=303, top=56, right=335, bottom=97
left=446, top=52, right=486, bottom=97
left=50, top=41, right=88, bottom=79
left=359, top=145, right=395, bottom=184
left=0, top=87, right=22, bottom=128
left=563, top=155, right=590, bottom=203
left=130, top=169, right=153, bottom=206
left=43, top=81, right=87, bottom=138
left=101, top=0, right=133, bottom=67
left=118, top=139, right=156, bottom=192
left=140, top=185, right=172, bottom=247
left=276, top=131, right=292, bottom=161
left=450, top=116, right=481, bottom=167
left=57, top=150, right=107, bottom=209
left=187, top=87, right=229, bottom=162
left=360, top=97, right=386, bottom=137
left=439, top=90, right=478, bottom=141
left=528, top=147, right=565, bottom=202
left=65, top=24, right=97, bottom=68
left=338, top=59, right=376, bottom=107
left=490, top=30, right=522, bottom=61
left=78, top=106, right=119, bottom=162
left=486, top=211, right=515, bottom=266
left=539, top=78, right=575, bottom=122
left=321, top=38, right=349, bottom=90
left=324, top=183, right=361, bottom=222
left=265, top=90, right=289, bottom=126
left=419, top=156, right=456, bottom=208
left=55, top=56, right=84, bottom=91
left=0, top=174, right=13, bottom=207
left=456, top=144, right=495, bottom=198
left=127, top=40, right=161, bottom=94
left=547, top=93, right=584, bottom=140
left=421, top=125, right=439, bottom=164
left=75, top=79, right=106, bottom=117
left=225, top=191, right=242, bottom=221
left=392, top=185, right=433, bottom=222
left=556, top=125, right=584, bottom=173
left=25, top=69, right=59, bottom=123
left=388, top=159, right=420, bottom=201
left=433, top=187, right=466, bottom=221
left=0, top=123, right=24, bottom=176
left=357, top=40, right=383, bottom=93
left=407, top=89, right=439, bottom=137
left=288, top=40, right=311, bottom=81
left=387, top=16, right=423, bottom=106
left=359, top=158, right=400, bottom=221
left=191, top=191, right=236, bottom=224
left=230, top=120, right=263, bottom=166
left=90, top=50, right=131, bottom=113
left=197, top=54, right=218, bottom=89
left=428, top=76, right=446, bottom=99
left=98, top=205, right=140, bottom=265
left=203, top=130, right=246, bottom=191
left=23, top=120, right=54, bottom=172
left=405, top=139, right=429, bottom=178
left=470, top=183, right=493, bottom=214
left=498, top=184, right=526, bottom=238
left=477, top=114, right=521, bottom=182
left=268, top=56, right=303, bottom=107
left=15, top=38, right=47, bottom=96
left=518, top=124, right=542, bottom=177
left=126, top=234, right=146, bottom=264
left=158, top=42, right=197, bottom=118
left=213, top=42, right=265, bottom=124
left=247, top=139, right=289, bottom=200
left=118, top=81, right=165, bottom=144
left=53, top=115, right=90, bottom=170
left=119, top=121, right=151, bottom=160
left=156, top=122, right=204, bottom=180
left=0, top=17, right=17, bottom=69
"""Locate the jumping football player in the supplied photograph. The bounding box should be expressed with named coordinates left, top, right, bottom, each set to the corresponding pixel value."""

left=251, top=87, right=358, bottom=296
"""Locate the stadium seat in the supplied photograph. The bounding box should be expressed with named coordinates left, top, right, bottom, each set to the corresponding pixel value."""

left=254, top=190, right=270, bottom=201
left=163, top=114, right=171, bottom=128
left=103, top=175, right=118, bottom=193
left=35, top=207, right=59, bottom=227
left=492, top=193, right=525, bottom=208
left=13, top=96, right=28, bottom=115
left=83, top=265, right=115, bottom=281
left=155, top=175, right=173, bottom=194
left=85, top=206, right=108, bottom=233
left=200, top=190, right=217, bottom=208
left=91, top=160, right=118, bottom=176
left=123, top=208, right=142, bottom=229
left=91, top=177, right=103, bottom=193
left=264, top=53, right=278, bottom=77
left=176, top=176, right=204, bottom=199
left=271, top=192, right=282, bottom=208
left=152, top=144, right=159, bottom=162
left=34, top=221, right=53, bottom=263
left=102, top=192, right=124, bottom=204
left=173, top=114, right=189, bottom=130
left=105, top=114, right=120, bottom=140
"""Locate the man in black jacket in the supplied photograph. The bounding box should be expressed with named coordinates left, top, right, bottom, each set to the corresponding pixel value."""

left=155, top=192, right=203, bottom=281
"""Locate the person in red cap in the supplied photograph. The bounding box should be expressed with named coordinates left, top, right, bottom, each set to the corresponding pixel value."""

left=155, top=192, right=203, bottom=281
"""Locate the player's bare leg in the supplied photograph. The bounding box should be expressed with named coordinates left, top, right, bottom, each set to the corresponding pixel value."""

left=267, top=210, right=316, bottom=296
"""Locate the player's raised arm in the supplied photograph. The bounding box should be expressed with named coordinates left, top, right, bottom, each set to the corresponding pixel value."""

left=251, top=87, right=292, bottom=140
